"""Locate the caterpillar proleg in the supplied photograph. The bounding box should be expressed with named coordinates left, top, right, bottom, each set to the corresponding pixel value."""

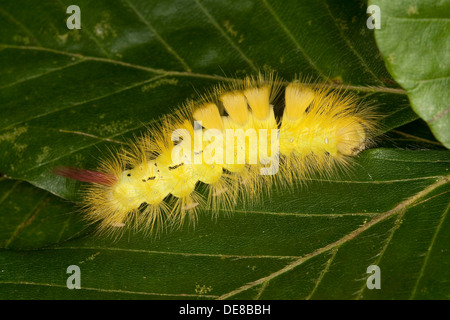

left=55, top=74, right=378, bottom=237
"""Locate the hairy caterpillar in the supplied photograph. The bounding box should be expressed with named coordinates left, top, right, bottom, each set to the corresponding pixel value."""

left=55, top=73, right=378, bottom=237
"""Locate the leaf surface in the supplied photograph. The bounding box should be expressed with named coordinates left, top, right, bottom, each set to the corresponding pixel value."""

left=0, top=0, right=448, bottom=299
left=371, top=0, right=450, bottom=147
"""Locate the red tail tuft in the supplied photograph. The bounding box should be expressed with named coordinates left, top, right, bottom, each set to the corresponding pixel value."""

left=54, top=167, right=117, bottom=186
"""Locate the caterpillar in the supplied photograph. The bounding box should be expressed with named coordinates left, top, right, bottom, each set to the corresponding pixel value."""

left=55, top=73, right=378, bottom=237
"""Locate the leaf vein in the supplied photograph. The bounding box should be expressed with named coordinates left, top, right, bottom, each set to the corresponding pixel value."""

left=320, top=0, right=384, bottom=85
left=123, top=0, right=192, bottom=72
left=0, top=75, right=166, bottom=132
left=0, top=44, right=408, bottom=95
left=0, top=59, right=85, bottom=90
left=260, top=0, right=329, bottom=81
left=354, top=208, right=406, bottom=299
left=410, top=200, right=450, bottom=299
left=306, top=248, right=338, bottom=300
left=0, top=181, right=21, bottom=206
left=54, top=0, right=112, bottom=59
left=48, top=246, right=300, bottom=260
left=0, top=281, right=218, bottom=298
left=4, top=195, right=51, bottom=248
left=217, top=176, right=449, bottom=299
left=193, top=0, right=258, bottom=72
left=0, top=7, right=42, bottom=46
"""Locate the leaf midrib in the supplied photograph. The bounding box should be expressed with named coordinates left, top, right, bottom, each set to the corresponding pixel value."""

left=217, top=175, right=450, bottom=299
left=0, top=44, right=407, bottom=95
left=2, top=176, right=448, bottom=299
left=0, top=281, right=219, bottom=298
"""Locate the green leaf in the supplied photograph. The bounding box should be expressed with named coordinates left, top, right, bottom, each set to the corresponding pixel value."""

left=0, top=0, right=420, bottom=198
left=0, top=178, right=87, bottom=250
left=1, top=150, right=449, bottom=299
left=0, top=0, right=449, bottom=299
left=371, top=0, right=450, bottom=148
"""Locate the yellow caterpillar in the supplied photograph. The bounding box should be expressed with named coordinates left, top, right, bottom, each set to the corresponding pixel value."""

left=56, top=74, right=378, bottom=236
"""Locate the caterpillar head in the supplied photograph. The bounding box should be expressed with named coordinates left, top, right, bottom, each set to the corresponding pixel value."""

left=112, top=161, right=168, bottom=208
left=54, top=163, right=167, bottom=230
left=111, top=169, right=145, bottom=210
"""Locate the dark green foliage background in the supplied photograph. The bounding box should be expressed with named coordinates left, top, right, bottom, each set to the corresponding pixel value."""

left=0, top=0, right=448, bottom=299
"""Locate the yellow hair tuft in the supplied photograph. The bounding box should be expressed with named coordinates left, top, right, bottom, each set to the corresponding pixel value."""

left=243, top=86, right=271, bottom=120
left=193, top=103, right=224, bottom=130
